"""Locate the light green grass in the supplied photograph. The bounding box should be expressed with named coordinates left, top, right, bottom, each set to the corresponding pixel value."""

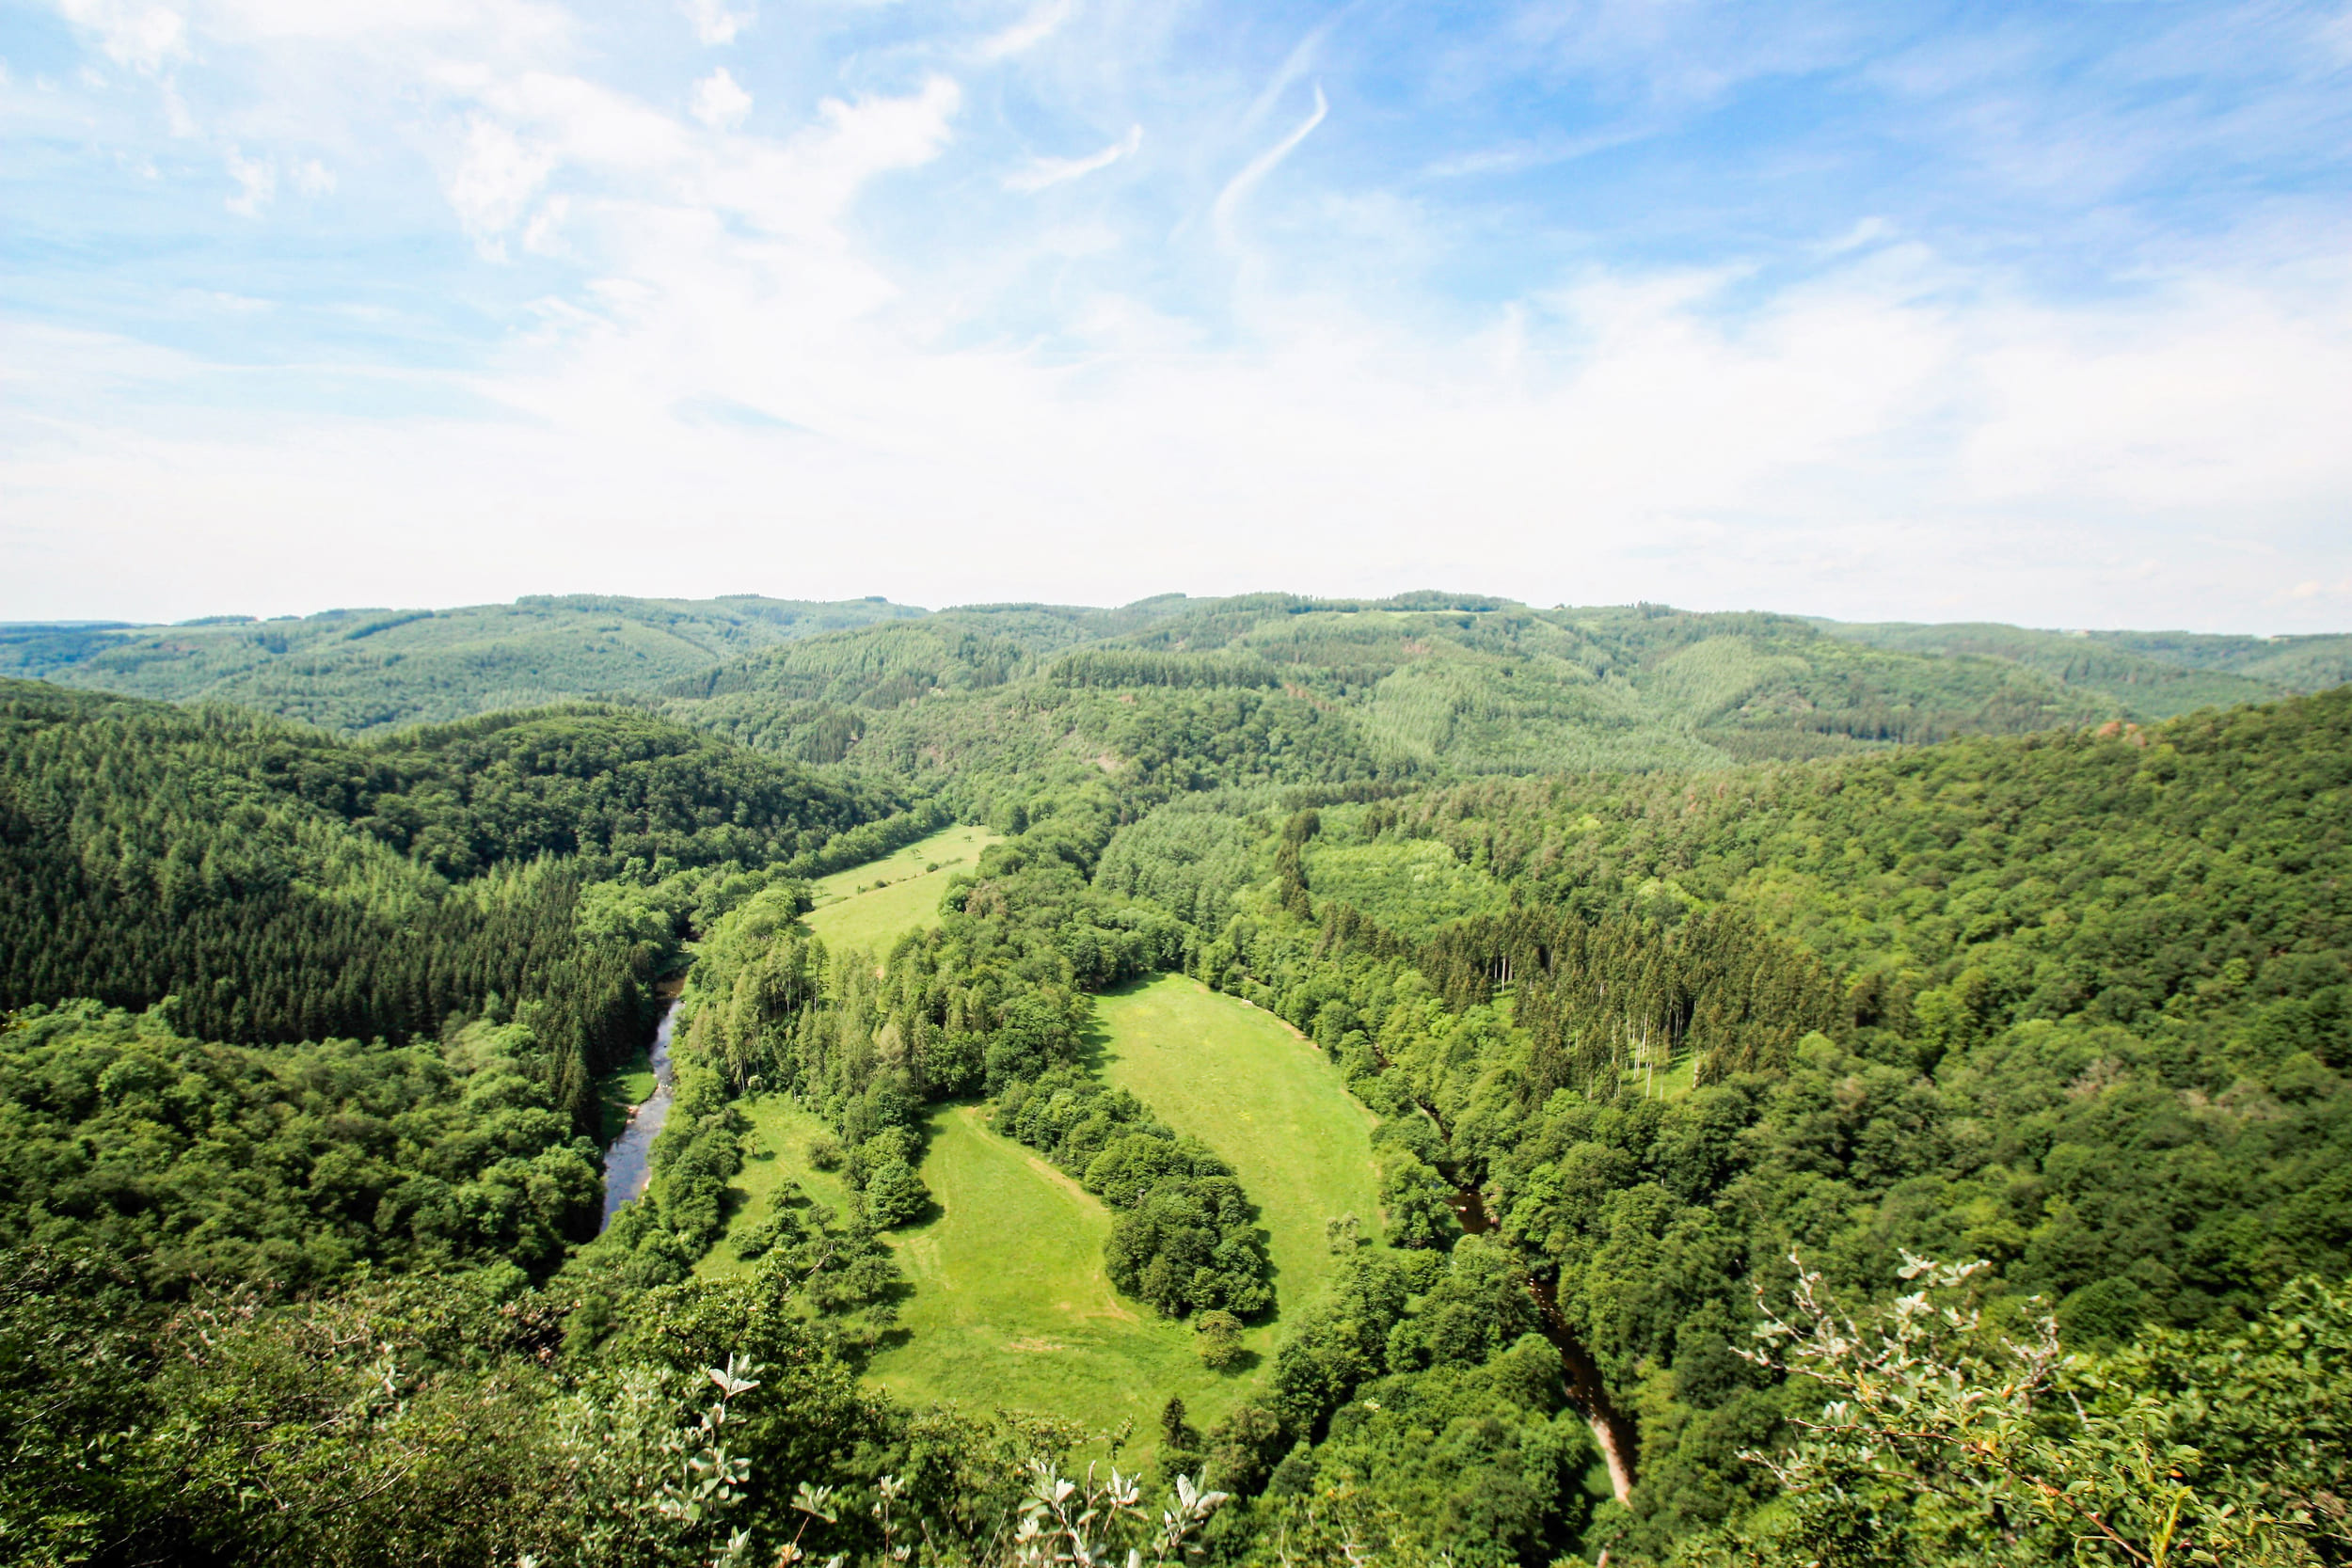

left=863, top=1103, right=1245, bottom=1460
left=1092, top=974, right=1384, bottom=1338
left=595, top=1049, right=657, bottom=1147
left=1622, top=1051, right=1697, bottom=1102
left=803, top=824, right=1001, bottom=957
left=701, top=969, right=1382, bottom=1458
left=698, top=1096, right=860, bottom=1283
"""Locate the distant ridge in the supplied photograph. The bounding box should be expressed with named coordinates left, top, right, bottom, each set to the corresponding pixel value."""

left=1, top=594, right=927, bottom=736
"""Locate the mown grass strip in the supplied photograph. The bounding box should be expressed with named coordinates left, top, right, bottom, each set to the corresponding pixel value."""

left=803, top=823, right=1001, bottom=957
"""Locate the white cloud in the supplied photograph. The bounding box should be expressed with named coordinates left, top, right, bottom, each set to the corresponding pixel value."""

left=223, top=146, right=274, bottom=214
left=17, top=224, right=2352, bottom=629
left=447, top=117, right=557, bottom=253
left=53, top=0, right=188, bottom=75
left=678, top=0, right=754, bottom=47
left=11, top=0, right=2352, bottom=634
left=1213, top=84, right=1326, bottom=249
left=977, top=0, right=1073, bottom=61
left=1004, top=124, right=1139, bottom=193
left=690, top=67, right=751, bottom=132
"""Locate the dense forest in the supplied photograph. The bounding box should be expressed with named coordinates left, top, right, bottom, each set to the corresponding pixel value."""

left=0, top=681, right=906, bottom=1130
left=3, top=594, right=2348, bottom=1568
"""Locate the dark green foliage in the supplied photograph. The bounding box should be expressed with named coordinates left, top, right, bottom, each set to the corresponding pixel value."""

left=1664, top=1260, right=2346, bottom=1568
left=0, top=1003, right=599, bottom=1292
left=288, top=703, right=900, bottom=879
left=1415, top=906, right=1843, bottom=1095
left=1306, top=1337, right=1598, bottom=1568
left=1379, top=1152, right=1462, bottom=1249
left=648, top=594, right=2348, bottom=787
left=10, top=591, right=2352, bottom=1568
left=1093, top=802, right=1259, bottom=931
left=995, top=1066, right=1275, bottom=1318
left=1820, top=619, right=2352, bottom=718
left=0, top=1239, right=914, bottom=1568
left=0, top=682, right=898, bottom=1130
left=1178, top=687, right=2352, bottom=1559
left=2087, top=1275, right=2352, bottom=1558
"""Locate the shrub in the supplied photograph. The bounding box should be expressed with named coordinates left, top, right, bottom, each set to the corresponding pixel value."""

left=863, top=1159, right=930, bottom=1227
left=1197, top=1310, right=1247, bottom=1371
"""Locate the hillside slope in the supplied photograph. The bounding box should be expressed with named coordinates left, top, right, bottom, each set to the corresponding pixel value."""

left=657, top=594, right=2350, bottom=785
left=4, top=594, right=925, bottom=735
left=0, top=681, right=901, bottom=1120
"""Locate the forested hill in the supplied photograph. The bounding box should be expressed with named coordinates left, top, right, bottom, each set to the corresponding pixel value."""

left=5, top=626, right=2352, bottom=1562
left=652, top=594, right=2352, bottom=783
left=1, top=594, right=924, bottom=736
left=15, top=591, right=2346, bottom=773
left=0, top=681, right=906, bottom=1125
left=1137, top=683, right=2352, bottom=1557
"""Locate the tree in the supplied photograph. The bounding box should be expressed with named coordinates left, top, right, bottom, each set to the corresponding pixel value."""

left=862, top=1159, right=931, bottom=1228
left=1677, top=1255, right=2318, bottom=1568
left=1197, top=1311, right=1247, bottom=1372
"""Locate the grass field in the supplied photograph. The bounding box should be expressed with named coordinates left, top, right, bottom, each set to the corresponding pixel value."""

left=803, top=824, right=1001, bottom=957
left=862, top=1103, right=1245, bottom=1456
left=701, top=1095, right=1244, bottom=1458
left=696, top=1096, right=860, bottom=1283
left=1092, top=974, right=1384, bottom=1340
left=697, top=969, right=1383, bottom=1461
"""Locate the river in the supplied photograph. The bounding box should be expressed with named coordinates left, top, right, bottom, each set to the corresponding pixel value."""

left=599, top=996, right=682, bottom=1229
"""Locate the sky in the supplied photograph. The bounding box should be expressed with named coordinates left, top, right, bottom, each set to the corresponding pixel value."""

left=3, top=1, right=2349, bottom=631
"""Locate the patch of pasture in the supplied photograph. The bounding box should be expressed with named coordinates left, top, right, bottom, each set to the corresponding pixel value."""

left=863, top=1102, right=1244, bottom=1460
left=803, top=823, right=1001, bottom=957
left=697, top=1096, right=859, bottom=1283
left=1092, top=974, right=1384, bottom=1338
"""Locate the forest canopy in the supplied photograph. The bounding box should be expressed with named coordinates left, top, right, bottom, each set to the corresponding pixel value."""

left=2, top=596, right=2348, bottom=1568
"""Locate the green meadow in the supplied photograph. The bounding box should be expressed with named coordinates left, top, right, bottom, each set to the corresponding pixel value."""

left=697, top=974, right=1388, bottom=1459
left=702, top=1093, right=1245, bottom=1458
left=696, top=1096, right=860, bottom=1284
left=861, top=1103, right=1241, bottom=1458
left=1092, top=974, right=1385, bottom=1342
left=803, top=823, right=1001, bottom=957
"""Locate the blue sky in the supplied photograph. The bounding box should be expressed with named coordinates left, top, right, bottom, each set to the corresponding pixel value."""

left=3, top=0, right=2348, bottom=629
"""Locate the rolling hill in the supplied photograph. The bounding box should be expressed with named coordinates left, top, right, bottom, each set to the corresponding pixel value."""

left=2, top=594, right=925, bottom=736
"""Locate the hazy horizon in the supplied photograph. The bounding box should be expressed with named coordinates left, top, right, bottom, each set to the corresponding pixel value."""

left=5, top=585, right=2344, bottom=644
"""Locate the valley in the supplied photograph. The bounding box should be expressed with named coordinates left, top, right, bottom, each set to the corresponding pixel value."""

left=5, top=594, right=2348, bottom=1568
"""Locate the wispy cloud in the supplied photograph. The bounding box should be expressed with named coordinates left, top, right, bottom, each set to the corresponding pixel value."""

left=1004, top=123, right=1140, bottom=193
left=7, top=0, right=2352, bottom=631
left=1213, top=84, right=1327, bottom=249
left=978, top=0, right=1074, bottom=61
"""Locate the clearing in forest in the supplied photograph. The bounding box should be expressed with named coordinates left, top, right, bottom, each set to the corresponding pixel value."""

left=803, top=823, right=1000, bottom=957
left=1092, top=974, right=1384, bottom=1338
left=861, top=1103, right=1242, bottom=1455
left=696, top=1096, right=861, bottom=1283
